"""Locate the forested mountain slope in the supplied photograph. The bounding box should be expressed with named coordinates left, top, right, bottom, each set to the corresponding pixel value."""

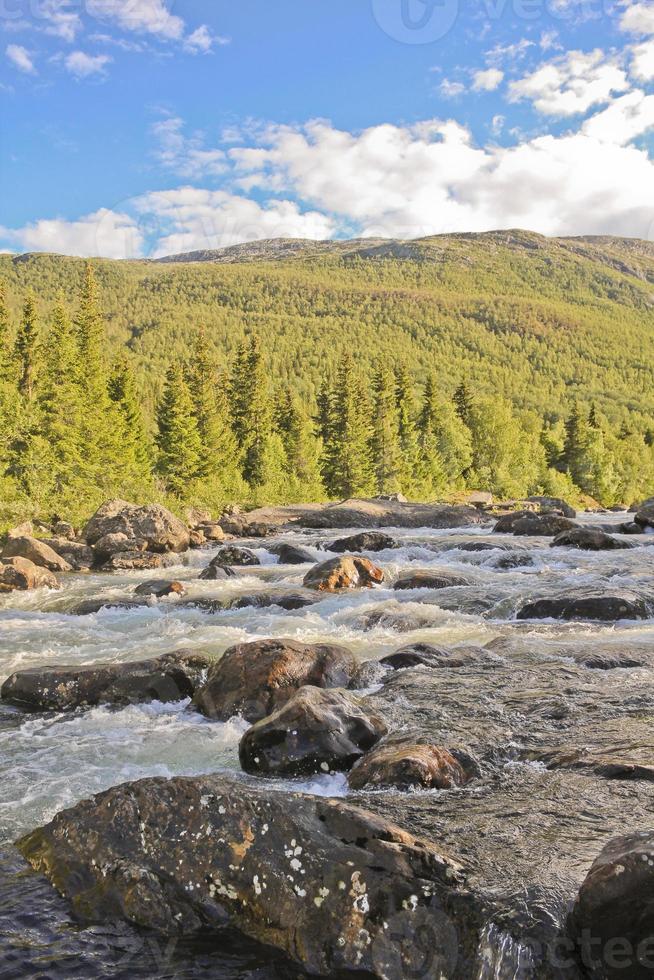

left=1, top=229, right=653, bottom=426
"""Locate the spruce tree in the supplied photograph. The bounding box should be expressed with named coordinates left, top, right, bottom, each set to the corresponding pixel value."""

left=76, top=263, right=107, bottom=401
left=108, top=357, right=153, bottom=482
left=371, top=362, right=403, bottom=494
left=275, top=387, right=325, bottom=500
left=156, top=364, right=203, bottom=494
left=325, top=354, right=375, bottom=499
left=395, top=365, right=420, bottom=493
left=453, top=380, right=473, bottom=427
left=229, top=334, right=276, bottom=487
left=416, top=376, right=448, bottom=496
left=316, top=375, right=338, bottom=495
left=15, top=291, right=39, bottom=399
left=0, top=282, right=10, bottom=381
left=187, top=328, right=239, bottom=484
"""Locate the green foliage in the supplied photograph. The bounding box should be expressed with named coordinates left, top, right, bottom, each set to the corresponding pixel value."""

left=156, top=364, right=203, bottom=495
left=320, top=355, right=376, bottom=498
left=15, top=291, right=39, bottom=399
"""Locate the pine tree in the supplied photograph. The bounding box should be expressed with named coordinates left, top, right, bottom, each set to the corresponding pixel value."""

left=108, top=357, right=153, bottom=482
left=416, top=376, right=448, bottom=495
left=453, top=380, right=473, bottom=427
left=560, top=404, right=590, bottom=480
left=316, top=375, right=339, bottom=494
left=324, top=354, right=375, bottom=499
left=15, top=291, right=39, bottom=399
left=187, top=328, right=239, bottom=483
left=371, top=362, right=403, bottom=494
left=76, top=264, right=107, bottom=401
left=156, top=364, right=203, bottom=494
left=588, top=402, right=600, bottom=429
left=0, top=281, right=11, bottom=382
left=395, top=364, right=420, bottom=493
left=275, top=387, right=325, bottom=500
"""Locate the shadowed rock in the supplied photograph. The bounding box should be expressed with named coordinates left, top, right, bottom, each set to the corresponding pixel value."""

left=517, top=592, right=652, bottom=622
left=269, top=542, right=315, bottom=564
left=551, top=528, right=633, bottom=551
left=198, top=564, right=237, bottom=581
left=303, top=555, right=385, bottom=592
left=239, top=686, right=387, bottom=777
left=0, top=557, right=59, bottom=592
left=209, top=547, right=260, bottom=567
left=224, top=591, right=320, bottom=611
left=193, top=638, right=359, bottom=722
left=569, top=833, right=654, bottom=979
left=17, top=773, right=478, bottom=979
left=512, top=514, right=578, bottom=536
left=1, top=651, right=212, bottom=712
left=491, top=552, right=535, bottom=569
left=1, top=535, right=71, bottom=573
left=348, top=742, right=475, bottom=791
left=327, top=531, right=396, bottom=553
left=84, top=500, right=190, bottom=554
left=393, top=570, right=470, bottom=590
left=69, top=598, right=147, bottom=615
left=634, top=504, right=654, bottom=529
left=40, top=537, right=94, bottom=570
left=100, top=552, right=178, bottom=571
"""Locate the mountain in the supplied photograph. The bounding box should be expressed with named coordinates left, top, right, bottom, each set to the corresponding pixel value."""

left=2, top=230, right=653, bottom=425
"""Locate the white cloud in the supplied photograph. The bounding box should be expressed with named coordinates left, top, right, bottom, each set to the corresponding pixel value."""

left=440, top=79, right=466, bottom=98
left=472, top=68, right=503, bottom=92
left=582, top=89, right=654, bottom=144
left=620, top=2, right=654, bottom=36
left=151, top=116, right=227, bottom=178
left=0, top=208, right=143, bottom=259
left=85, top=0, right=185, bottom=40
left=631, top=40, right=654, bottom=80
left=509, top=49, right=629, bottom=116
left=183, top=25, right=228, bottom=54
left=39, top=0, right=82, bottom=41
left=133, top=188, right=335, bottom=257
left=226, top=116, right=654, bottom=240
left=64, top=50, right=112, bottom=78
left=6, top=44, right=36, bottom=74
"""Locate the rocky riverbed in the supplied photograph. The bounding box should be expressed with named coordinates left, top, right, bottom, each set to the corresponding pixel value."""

left=1, top=504, right=653, bottom=978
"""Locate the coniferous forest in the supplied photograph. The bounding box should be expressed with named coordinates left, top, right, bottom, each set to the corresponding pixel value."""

left=1, top=232, right=654, bottom=528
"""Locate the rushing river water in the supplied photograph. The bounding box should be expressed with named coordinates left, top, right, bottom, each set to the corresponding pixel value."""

left=1, top=513, right=653, bottom=978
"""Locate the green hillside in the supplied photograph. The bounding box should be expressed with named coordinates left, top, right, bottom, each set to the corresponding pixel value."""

left=2, top=229, right=654, bottom=425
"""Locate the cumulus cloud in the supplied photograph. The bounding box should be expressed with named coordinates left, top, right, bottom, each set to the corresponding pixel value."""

left=472, top=68, right=504, bottom=92
left=440, top=79, right=466, bottom=98
left=151, top=116, right=227, bottom=178
left=39, top=0, right=83, bottom=41
left=620, top=2, right=654, bottom=36
left=0, top=208, right=143, bottom=259
left=133, top=188, right=335, bottom=257
left=183, top=25, right=228, bottom=54
left=85, top=0, right=185, bottom=40
left=631, top=40, right=654, bottom=80
left=6, top=44, right=36, bottom=74
left=64, top=50, right=112, bottom=77
left=583, top=90, right=654, bottom=144
left=509, top=50, right=629, bottom=117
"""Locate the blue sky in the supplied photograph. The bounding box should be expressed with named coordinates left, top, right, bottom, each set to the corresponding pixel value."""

left=1, top=0, right=653, bottom=258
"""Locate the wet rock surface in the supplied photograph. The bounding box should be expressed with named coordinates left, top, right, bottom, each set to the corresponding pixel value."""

left=551, top=528, right=633, bottom=550
left=348, top=742, right=475, bottom=791
left=193, top=639, right=359, bottom=722
left=303, top=555, right=385, bottom=591
left=268, top=542, right=315, bottom=564
left=394, top=569, right=471, bottom=590
left=0, top=557, right=59, bottom=592
left=209, top=547, right=261, bottom=567
left=239, top=686, right=387, bottom=777
left=1, top=651, right=212, bottom=712
left=517, top=591, right=652, bottom=621
left=327, top=531, right=396, bottom=553
left=1, top=535, right=72, bottom=572
left=84, top=500, right=190, bottom=554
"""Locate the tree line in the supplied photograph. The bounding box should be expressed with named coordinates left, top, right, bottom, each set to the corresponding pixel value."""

left=0, top=266, right=652, bottom=528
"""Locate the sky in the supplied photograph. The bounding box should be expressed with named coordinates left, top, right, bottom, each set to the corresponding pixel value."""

left=0, top=0, right=653, bottom=259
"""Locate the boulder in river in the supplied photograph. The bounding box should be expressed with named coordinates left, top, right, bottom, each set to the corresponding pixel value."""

left=198, top=564, right=238, bottom=581
left=634, top=504, right=654, bottom=529
left=224, top=591, right=320, bottom=611
left=268, top=542, right=315, bottom=564
left=526, top=495, right=577, bottom=518
left=40, top=537, right=95, bottom=570
left=209, top=547, right=260, bottom=567
left=0, top=556, right=59, bottom=592
left=1, top=535, right=71, bottom=573
left=18, top=773, right=474, bottom=979
left=239, top=686, right=387, bottom=777
left=380, top=643, right=483, bottom=670
left=133, top=579, right=186, bottom=598
left=550, top=528, right=633, bottom=551
left=511, top=514, right=578, bottom=536
left=569, top=832, right=654, bottom=979
left=393, top=570, right=470, bottom=590
left=303, top=555, right=385, bottom=591
left=92, top=531, right=148, bottom=559
left=348, top=742, right=475, bottom=791
left=193, top=638, right=359, bottom=722
left=100, top=551, right=178, bottom=571
left=327, top=531, right=396, bottom=553
left=84, top=500, right=190, bottom=554
left=1, top=650, right=212, bottom=711
left=517, top=592, right=652, bottom=622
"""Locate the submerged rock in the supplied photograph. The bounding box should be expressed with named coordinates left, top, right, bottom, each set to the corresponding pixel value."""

left=551, top=528, right=633, bottom=551
left=569, top=833, right=654, bottom=979
left=327, top=531, right=396, bottom=553
left=303, top=555, right=385, bottom=591
left=0, top=557, right=59, bottom=592
left=224, top=591, right=320, bottom=611
left=517, top=592, right=652, bottom=622
left=18, top=773, right=476, bottom=978
left=1, top=535, right=71, bottom=573
left=393, top=570, right=470, bottom=590
left=380, top=643, right=483, bottom=670
left=1, top=651, right=212, bottom=711
left=84, top=500, right=190, bottom=554
left=269, top=542, right=315, bottom=564
left=133, top=579, right=187, bottom=598
left=348, top=742, right=474, bottom=791
left=491, top=552, right=535, bottom=570
left=239, top=687, right=387, bottom=777
left=193, top=638, right=359, bottom=722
